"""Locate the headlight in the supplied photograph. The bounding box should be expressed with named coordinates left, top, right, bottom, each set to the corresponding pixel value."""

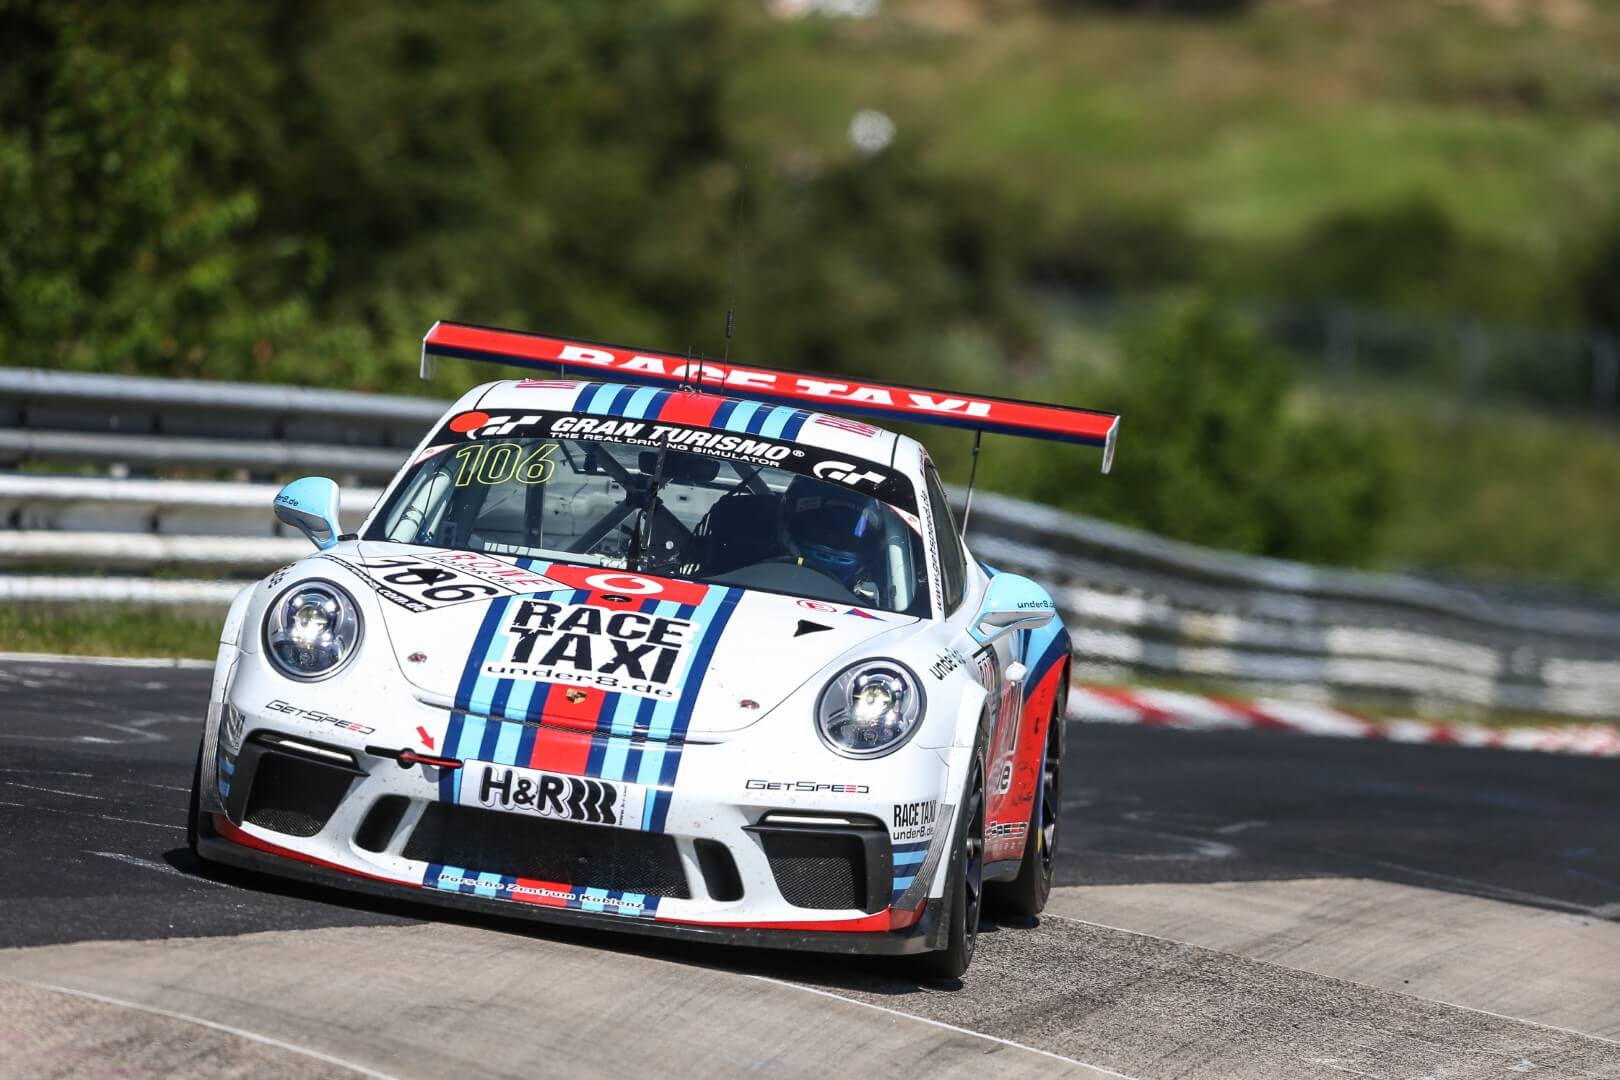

left=264, top=580, right=362, bottom=680
left=815, top=659, right=925, bottom=758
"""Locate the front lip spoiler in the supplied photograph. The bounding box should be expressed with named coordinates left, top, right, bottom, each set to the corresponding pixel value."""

left=195, top=816, right=940, bottom=958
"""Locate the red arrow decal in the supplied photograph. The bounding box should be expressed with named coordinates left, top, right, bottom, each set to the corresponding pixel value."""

left=417, top=726, right=435, bottom=750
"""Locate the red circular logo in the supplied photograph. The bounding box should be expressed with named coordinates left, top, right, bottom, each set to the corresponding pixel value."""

left=448, top=411, right=489, bottom=433
left=796, top=599, right=838, bottom=612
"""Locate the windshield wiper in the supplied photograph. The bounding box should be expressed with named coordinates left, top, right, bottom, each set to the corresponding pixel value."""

left=625, top=433, right=670, bottom=573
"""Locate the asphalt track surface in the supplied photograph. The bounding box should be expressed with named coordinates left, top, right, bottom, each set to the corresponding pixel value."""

left=1, top=657, right=1617, bottom=1079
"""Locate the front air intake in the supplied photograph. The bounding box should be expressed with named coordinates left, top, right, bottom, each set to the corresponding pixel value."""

left=403, top=803, right=690, bottom=899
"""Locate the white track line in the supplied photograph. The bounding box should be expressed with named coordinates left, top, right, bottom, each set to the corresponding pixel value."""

left=1038, top=910, right=1620, bottom=1049
left=14, top=980, right=400, bottom=1080
left=0, top=798, right=183, bottom=832
left=88, top=851, right=232, bottom=889
left=744, top=972, right=1143, bottom=1079
left=0, top=651, right=211, bottom=669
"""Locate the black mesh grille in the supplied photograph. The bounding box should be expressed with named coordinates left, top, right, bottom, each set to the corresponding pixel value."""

left=242, top=753, right=353, bottom=838
left=404, top=802, right=690, bottom=899
left=761, top=831, right=865, bottom=910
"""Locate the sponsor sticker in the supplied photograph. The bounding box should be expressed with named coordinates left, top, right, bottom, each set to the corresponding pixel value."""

left=321, top=553, right=564, bottom=613
left=463, top=762, right=645, bottom=829
left=263, top=698, right=375, bottom=736
left=891, top=799, right=937, bottom=842
left=485, top=599, right=696, bottom=699
left=431, top=871, right=654, bottom=915
left=745, top=778, right=870, bottom=795
left=987, top=819, right=1028, bottom=840
left=928, top=648, right=969, bottom=680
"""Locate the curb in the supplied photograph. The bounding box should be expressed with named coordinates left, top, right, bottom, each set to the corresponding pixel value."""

left=1070, top=683, right=1620, bottom=759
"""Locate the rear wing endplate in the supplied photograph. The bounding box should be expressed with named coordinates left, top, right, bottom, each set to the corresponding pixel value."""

left=422, top=321, right=1119, bottom=473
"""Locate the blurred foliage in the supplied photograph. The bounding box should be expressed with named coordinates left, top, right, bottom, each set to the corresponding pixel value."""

left=0, top=0, right=1616, bottom=587
left=995, top=298, right=1391, bottom=565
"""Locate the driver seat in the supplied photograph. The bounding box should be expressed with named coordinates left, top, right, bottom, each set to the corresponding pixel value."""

left=688, top=492, right=785, bottom=577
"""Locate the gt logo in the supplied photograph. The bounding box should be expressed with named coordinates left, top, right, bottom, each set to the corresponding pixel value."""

left=446, top=411, right=543, bottom=439
left=812, top=459, right=886, bottom=488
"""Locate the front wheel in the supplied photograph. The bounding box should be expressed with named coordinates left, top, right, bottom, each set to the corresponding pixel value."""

left=912, top=737, right=986, bottom=981
left=985, top=678, right=1065, bottom=917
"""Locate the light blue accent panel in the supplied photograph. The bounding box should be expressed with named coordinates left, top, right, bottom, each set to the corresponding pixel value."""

left=893, top=875, right=916, bottom=890
left=757, top=407, right=792, bottom=439
left=492, top=719, right=523, bottom=766
left=465, top=598, right=514, bottom=714
left=273, top=476, right=342, bottom=550
left=585, top=383, right=622, bottom=414
left=579, top=887, right=608, bottom=913
left=634, top=591, right=723, bottom=787
left=623, top=386, right=662, bottom=419
left=474, top=872, right=502, bottom=899
left=722, top=400, right=760, bottom=432
left=893, top=849, right=928, bottom=866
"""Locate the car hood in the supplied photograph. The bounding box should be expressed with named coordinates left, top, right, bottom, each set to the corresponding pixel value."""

left=347, top=544, right=919, bottom=737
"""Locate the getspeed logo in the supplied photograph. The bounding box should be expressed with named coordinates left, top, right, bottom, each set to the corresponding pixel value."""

left=484, top=599, right=695, bottom=699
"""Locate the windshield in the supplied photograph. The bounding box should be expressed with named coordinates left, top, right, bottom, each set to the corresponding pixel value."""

left=365, top=409, right=931, bottom=616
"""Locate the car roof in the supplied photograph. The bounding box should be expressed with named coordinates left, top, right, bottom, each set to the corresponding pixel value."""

left=466, top=378, right=910, bottom=467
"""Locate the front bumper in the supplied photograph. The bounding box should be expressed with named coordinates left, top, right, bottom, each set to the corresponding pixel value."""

left=205, top=671, right=964, bottom=954
left=197, top=812, right=941, bottom=956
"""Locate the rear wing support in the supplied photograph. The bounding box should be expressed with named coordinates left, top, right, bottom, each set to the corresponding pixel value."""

left=421, top=321, right=1119, bottom=474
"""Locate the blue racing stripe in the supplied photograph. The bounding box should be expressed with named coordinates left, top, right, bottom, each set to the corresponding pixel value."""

left=721, top=400, right=759, bottom=433
left=780, top=409, right=810, bottom=440
left=647, top=589, right=742, bottom=832
left=621, top=386, right=663, bottom=419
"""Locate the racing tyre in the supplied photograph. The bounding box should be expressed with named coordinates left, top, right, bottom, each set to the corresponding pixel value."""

left=186, top=736, right=212, bottom=864
left=912, top=734, right=987, bottom=981
left=986, top=678, right=1065, bottom=918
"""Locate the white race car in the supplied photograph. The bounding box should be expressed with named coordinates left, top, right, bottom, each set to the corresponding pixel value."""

left=190, top=323, right=1118, bottom=977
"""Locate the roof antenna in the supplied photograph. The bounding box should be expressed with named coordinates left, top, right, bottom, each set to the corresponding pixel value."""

left=719, top=170, right=749, bottom=367
left=960, top=430, right=983, bottom=538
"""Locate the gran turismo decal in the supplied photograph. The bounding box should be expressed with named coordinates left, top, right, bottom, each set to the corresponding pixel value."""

left=427, top=408, right=919, bottom=513
left=745, top=778, right=871, bottom=794
left=891, top=800, right=937, bottom=842
left=486, top=599, right=697, bottom=700
left=263, top=699, right=375, bottom=736
left=464, top=762, right=646, bottom=829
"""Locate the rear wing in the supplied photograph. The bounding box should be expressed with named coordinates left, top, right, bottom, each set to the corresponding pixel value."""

left=421, top=321, right=1119, bottom=473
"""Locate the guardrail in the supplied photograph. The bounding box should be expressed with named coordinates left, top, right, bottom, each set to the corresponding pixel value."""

left=3, top=367, right=1617, bottom=719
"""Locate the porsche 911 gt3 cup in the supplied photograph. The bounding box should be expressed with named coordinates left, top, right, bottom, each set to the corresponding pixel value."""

left=190, top=323, right=1120, bottom=977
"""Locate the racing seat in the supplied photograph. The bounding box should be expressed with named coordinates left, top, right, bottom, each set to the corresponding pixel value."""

left=687, top=492, right=785, bottom=577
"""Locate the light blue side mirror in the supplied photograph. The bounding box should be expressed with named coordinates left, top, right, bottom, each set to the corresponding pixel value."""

left=968, top=573, right=1057, bottom=648
left=274, top=476, right=343, bottom=551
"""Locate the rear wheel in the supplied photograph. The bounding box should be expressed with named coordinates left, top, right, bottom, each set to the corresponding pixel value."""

left=986, top=678, right=1065, bottom=917
left=912, top=737, right=986, bottom=981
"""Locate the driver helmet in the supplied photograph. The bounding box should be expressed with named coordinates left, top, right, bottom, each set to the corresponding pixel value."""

left=780, top=476, right=885, bottom=600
